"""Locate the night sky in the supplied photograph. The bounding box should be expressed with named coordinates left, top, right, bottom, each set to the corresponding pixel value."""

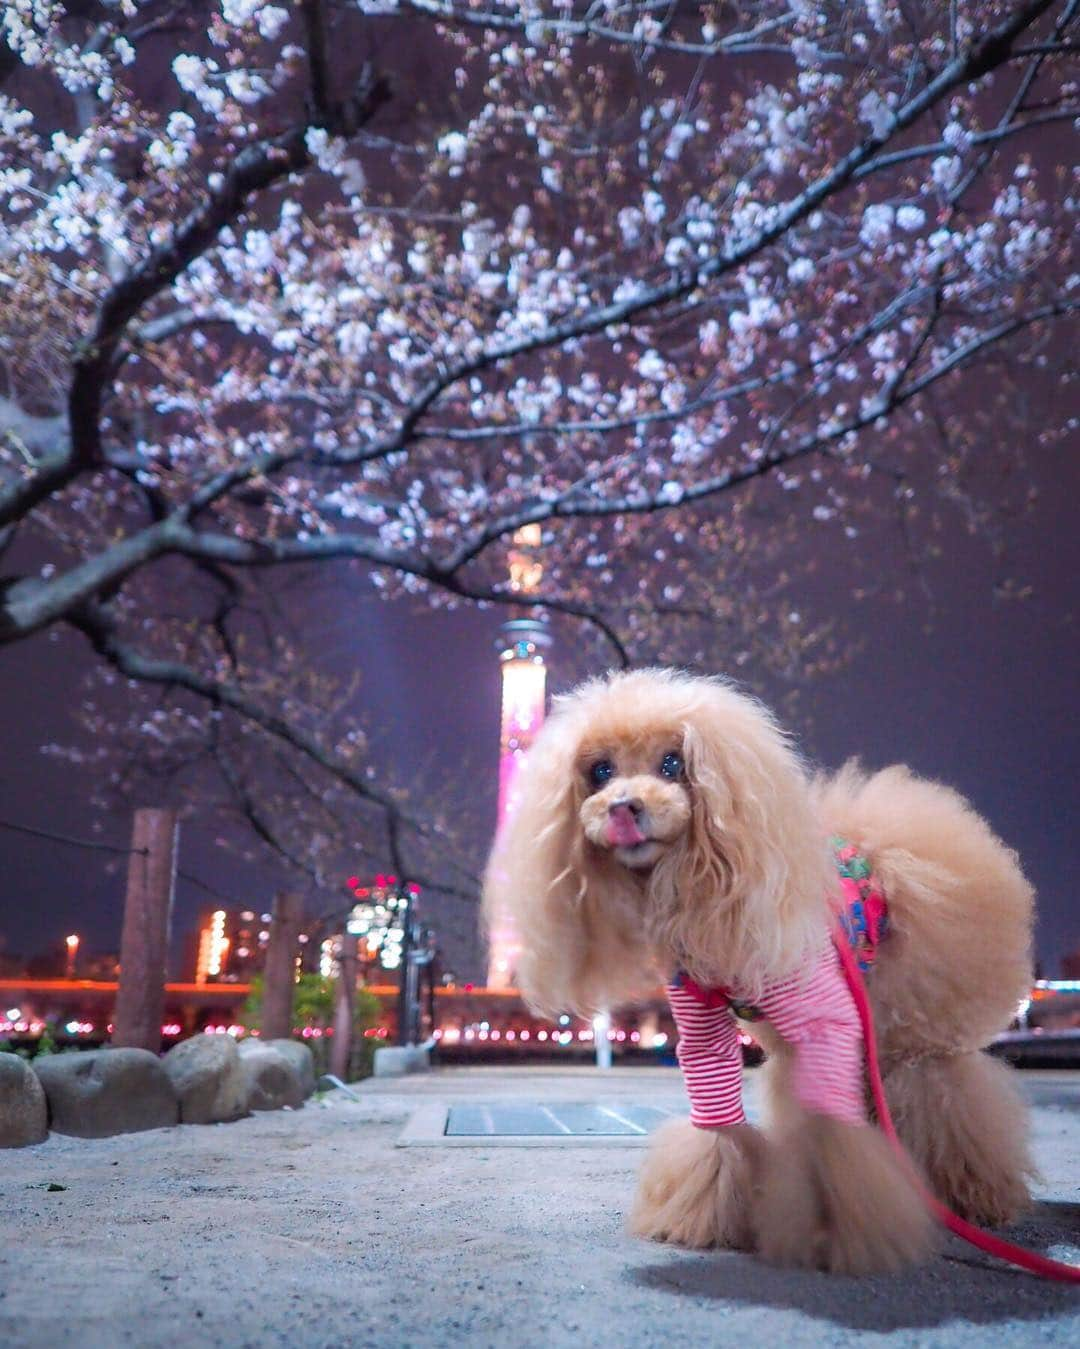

left=0, top=424, right=1077, bottom=982
left=1, top=5, right=1077, bottom=993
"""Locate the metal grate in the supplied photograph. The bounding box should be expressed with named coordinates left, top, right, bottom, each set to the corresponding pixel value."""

left=444, top=1102, right=675, bottom=1137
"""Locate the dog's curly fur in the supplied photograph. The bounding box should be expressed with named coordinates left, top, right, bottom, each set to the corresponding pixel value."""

left=483, top=668, right=1036, bottom=1274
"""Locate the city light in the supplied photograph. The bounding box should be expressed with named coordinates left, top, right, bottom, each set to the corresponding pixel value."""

left=0, top=975, right=764, bottom=1060
left=344, top=876, right=412, bottom=972
left=507, top=522, right=543, bottom=593
left=195, top=910, right=230, bottom=984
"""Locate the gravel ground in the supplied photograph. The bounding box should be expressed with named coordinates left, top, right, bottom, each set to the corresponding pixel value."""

left=1, top=1065, right=1077, bottom=1348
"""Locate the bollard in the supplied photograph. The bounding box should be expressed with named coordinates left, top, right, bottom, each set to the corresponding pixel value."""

left=593, top=1010, right=613, bottom=1070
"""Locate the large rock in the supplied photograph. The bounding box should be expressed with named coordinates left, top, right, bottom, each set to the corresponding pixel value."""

left=0, top=1052, right=48, bottom=1147
left=237, top=1043, right=304, bottom=1111
left=259, top=1039, right=316, bottom=1098
left=33, top=1048, right=179, bottom=1138
left=162, top=1034, right=248, bottom=1124
left=373, top=1044, right=430, bottom=1078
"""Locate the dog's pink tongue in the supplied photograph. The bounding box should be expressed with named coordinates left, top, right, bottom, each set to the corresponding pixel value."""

left=607, top=804, right=646, bottom=848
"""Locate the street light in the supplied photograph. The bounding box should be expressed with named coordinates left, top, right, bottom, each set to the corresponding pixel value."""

left=344, top=876, right=433, bottom=1045
left=65, top=934, right=79, bottom=979
left=345, top=877, right=416, bottom=975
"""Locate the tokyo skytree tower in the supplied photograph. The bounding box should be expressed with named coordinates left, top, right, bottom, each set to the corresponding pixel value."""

left=486, top=524, right=550, bottom=990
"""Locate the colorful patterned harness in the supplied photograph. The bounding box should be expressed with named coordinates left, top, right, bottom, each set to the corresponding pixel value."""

left=673, top=838, right=889, bottom=1015
left=831, top=836, right=889, bottom=973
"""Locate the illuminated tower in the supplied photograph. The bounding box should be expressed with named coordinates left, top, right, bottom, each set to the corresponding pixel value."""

left=487, top=525, right=550, bottom=989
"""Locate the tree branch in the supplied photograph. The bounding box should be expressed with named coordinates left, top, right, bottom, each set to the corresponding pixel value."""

left=66, top=598, right=480, bottom=891
left=411, top=279, right=942, bottom=446
left=322, top=0, right=1057, bottom=466
left=0, top=42, right=391, bottom=531
left=853, top=107, right=1079, bottom=180
left=0, top=1, right=1064, bottom=651
left=213, top=731, right=325, bottom=885
left=392, top=1, right=806, bottom=60
left=433, top=299, right=1076, bottom=574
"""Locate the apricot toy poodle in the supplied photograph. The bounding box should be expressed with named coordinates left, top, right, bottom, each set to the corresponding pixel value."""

left=483, top=668, right=1035, bottom=1274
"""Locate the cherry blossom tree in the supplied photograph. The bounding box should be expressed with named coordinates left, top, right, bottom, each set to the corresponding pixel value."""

left=1, top=0, right=1075, bottom=888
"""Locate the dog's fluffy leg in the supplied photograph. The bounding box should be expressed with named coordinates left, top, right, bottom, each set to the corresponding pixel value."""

left=884, top=1052, right=1035, bottom=1227
left=755, top=1115, right=937, bottom=1274
left=629, top=1118, right=766, bottom=1250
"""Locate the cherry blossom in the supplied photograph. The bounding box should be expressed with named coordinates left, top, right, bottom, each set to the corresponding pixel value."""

left=0, top=0, right=1074, bottom=881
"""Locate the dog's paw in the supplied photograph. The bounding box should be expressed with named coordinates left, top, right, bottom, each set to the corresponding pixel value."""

left=752, top=1122, right=823, bottom=1269
left=756, top=1116, right=936, bottom=1275
left=818, top=1121, right=937, bottom=1274
left=629, top=1118, right=764, bottom=1250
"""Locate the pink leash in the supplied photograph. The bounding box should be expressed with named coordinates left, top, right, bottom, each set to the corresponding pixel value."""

left=831, top=925, right=1080, bottom=1284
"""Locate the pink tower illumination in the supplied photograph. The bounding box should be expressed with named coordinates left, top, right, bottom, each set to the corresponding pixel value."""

left=487, top=527, right=550, bottom=989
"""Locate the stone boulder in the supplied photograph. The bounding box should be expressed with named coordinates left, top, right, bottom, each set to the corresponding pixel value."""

left=373, top=1044, right=430, bottom=1077
left=0, top=1052, right=48, bottom=1147
left=259, top=1039, right=316, bottom=1098
left=33, top=1048, right=179, bottom=1138
left=162, top=1034, right=248, bottom=1124
left=236, top=1042, right=304, bottom=1111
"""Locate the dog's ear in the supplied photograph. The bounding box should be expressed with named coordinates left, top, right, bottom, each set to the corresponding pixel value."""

left=482, top=705, right=654, bottom=1018
left=650, top=684, right=830, bottom=994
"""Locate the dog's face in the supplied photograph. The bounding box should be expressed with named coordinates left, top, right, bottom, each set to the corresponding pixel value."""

left=577, top=728, right=693, bottom=871
left=484, top=669, right=831, bottom=1015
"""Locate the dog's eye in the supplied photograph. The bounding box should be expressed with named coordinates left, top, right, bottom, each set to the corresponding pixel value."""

left=659, top=751, right=683, bottom=780
left=588, top=759, right=615, bottom=788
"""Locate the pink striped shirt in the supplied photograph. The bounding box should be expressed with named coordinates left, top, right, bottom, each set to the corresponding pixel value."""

left=668, top=938, right=865, bottom=1129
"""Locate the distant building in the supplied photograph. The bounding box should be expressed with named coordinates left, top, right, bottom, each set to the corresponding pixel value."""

left=191, top=908, right=310, bottom=983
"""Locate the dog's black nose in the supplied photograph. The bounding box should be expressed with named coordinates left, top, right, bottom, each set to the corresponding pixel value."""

left=609, top=797, right=643, bottom=817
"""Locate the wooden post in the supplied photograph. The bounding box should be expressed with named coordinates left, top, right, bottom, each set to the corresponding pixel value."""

left=113, top=809, right=179, bottom=1051
left=330, top=932, right=358, bottom=1080
left=261, top=891, right=303, bottom=1040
